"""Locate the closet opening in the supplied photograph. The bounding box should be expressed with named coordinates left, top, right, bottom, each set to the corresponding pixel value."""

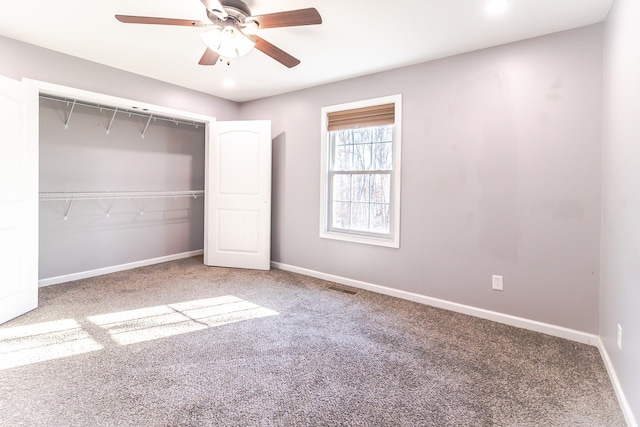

left=30, top=80, right=216, bottom=286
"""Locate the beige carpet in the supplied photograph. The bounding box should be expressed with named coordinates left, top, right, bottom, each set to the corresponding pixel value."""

left=0, top=257, right=625, bottom=426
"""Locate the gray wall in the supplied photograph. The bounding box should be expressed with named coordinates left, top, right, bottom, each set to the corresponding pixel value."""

left=239, top=25, right=604, bottom=334
left=601, top=0, right=640, bottom=419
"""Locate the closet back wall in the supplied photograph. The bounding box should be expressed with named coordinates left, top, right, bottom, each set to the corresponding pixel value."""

left=39, top=98, right=205, bottom=280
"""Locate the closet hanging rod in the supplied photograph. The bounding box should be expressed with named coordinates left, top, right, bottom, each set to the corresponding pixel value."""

left=39, top=95, right=204, bottom=129
left=39, top=190, right=205, bottom=201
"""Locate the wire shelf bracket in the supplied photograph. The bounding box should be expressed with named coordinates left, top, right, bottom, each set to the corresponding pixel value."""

left=106, top=108, right=118, bottom=135
left=64, top=100, right=76, bottom=129
left=141, top=115, right=153, bottom=139
left=63, top=198, right=73, bottom=221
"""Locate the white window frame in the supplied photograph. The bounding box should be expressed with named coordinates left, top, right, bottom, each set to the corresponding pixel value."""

left=319, top=94, right=402, bottom=248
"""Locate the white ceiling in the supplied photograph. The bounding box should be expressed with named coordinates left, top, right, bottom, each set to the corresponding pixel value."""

left=1, top=0, right=613, bottom=102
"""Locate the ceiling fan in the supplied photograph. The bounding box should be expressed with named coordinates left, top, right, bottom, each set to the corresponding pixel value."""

left=115, top=0, right=322, bottom=68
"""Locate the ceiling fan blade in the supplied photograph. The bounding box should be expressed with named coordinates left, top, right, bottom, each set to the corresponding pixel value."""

left=200, top=0, right=228, bottom=18
left=253, top=36, right=300, bottom=68
left=198, top=48, right=220, bottom=66
left=115, top=15, right=208, bottom=27
left=250, top=8, right=322, bottom=29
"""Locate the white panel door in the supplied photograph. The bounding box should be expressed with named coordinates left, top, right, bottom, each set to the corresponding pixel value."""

left=0, top=76, right=38, bottom=324
left=204, top=120, right=271, bottom=270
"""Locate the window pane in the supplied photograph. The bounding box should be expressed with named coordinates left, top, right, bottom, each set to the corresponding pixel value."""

left=330, top=126, right=393, bottom=173
left=370, top=174, right=391, bottom=203
left=351, top=128, right=368, bottom=144
left=372, top=126, right=393, bottom=142
left=332, top=174, right=351, bottom=202
left=332, top=202, right=351, bottom=229
left=372, top=142, right=392, bottom=170
left=350, top=202, right=369, bottom=231
left=333, top=144, right=352, bottom=171
left=370, top=203, right=390, bottom=233
left=353, top=142, right=371, bottom=171
left=351, top=174, right=369, bottom=203
left=335, top=130, right=352, bottom=145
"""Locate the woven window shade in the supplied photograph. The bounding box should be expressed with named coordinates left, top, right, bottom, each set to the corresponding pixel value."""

left=327, top=103, right=395, bottom=131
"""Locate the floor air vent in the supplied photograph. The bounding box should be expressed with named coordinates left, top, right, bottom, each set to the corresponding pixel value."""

left=326, top=285, right=358, bottom=295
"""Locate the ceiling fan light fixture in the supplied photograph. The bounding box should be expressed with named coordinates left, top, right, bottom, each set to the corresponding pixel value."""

left=201, top=26, right=256, bottom=59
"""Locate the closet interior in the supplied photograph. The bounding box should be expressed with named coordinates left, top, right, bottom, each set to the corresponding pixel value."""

left=38, top=95, right=207, bottom=282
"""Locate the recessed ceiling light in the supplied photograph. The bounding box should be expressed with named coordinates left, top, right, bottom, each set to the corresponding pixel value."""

left=485, top=0, right=509, bottom=16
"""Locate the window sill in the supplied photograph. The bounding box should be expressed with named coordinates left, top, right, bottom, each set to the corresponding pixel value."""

left=320, top=230, right=399, bottom=248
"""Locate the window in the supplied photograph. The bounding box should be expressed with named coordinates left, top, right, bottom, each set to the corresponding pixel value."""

left=320, top=94, right=402, bottom=247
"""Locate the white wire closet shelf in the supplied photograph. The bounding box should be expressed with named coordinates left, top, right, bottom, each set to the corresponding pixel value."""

left=39, top=190, right=205, bottom=201
left=40, top=95, right=204, bottom=128
left=40, top=94, right=205, bottom=138
left=40, top=191, right=205, bottom=221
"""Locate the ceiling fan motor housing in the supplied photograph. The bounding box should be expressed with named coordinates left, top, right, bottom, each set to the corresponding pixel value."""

left=208, top=0, right=252, bottom=25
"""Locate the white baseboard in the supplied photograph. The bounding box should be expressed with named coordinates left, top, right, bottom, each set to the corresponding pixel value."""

left=38, top=250, right=204, bottom=287
left=597, top=337, right=638, bottom=427
left=271, top=261, right=599, bottom=346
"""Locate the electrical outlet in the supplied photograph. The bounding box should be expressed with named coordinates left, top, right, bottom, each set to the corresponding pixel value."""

left=492, top=275, right=503, bottom=291
left=617, top=324, right=622, bottom=350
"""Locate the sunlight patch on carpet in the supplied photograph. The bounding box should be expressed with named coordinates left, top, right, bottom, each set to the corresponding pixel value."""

left=0, top=296, right=278, bottom=369
left=87, top=296, right=279, bottom=345
left=0, top=319, right=103, bottom=370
